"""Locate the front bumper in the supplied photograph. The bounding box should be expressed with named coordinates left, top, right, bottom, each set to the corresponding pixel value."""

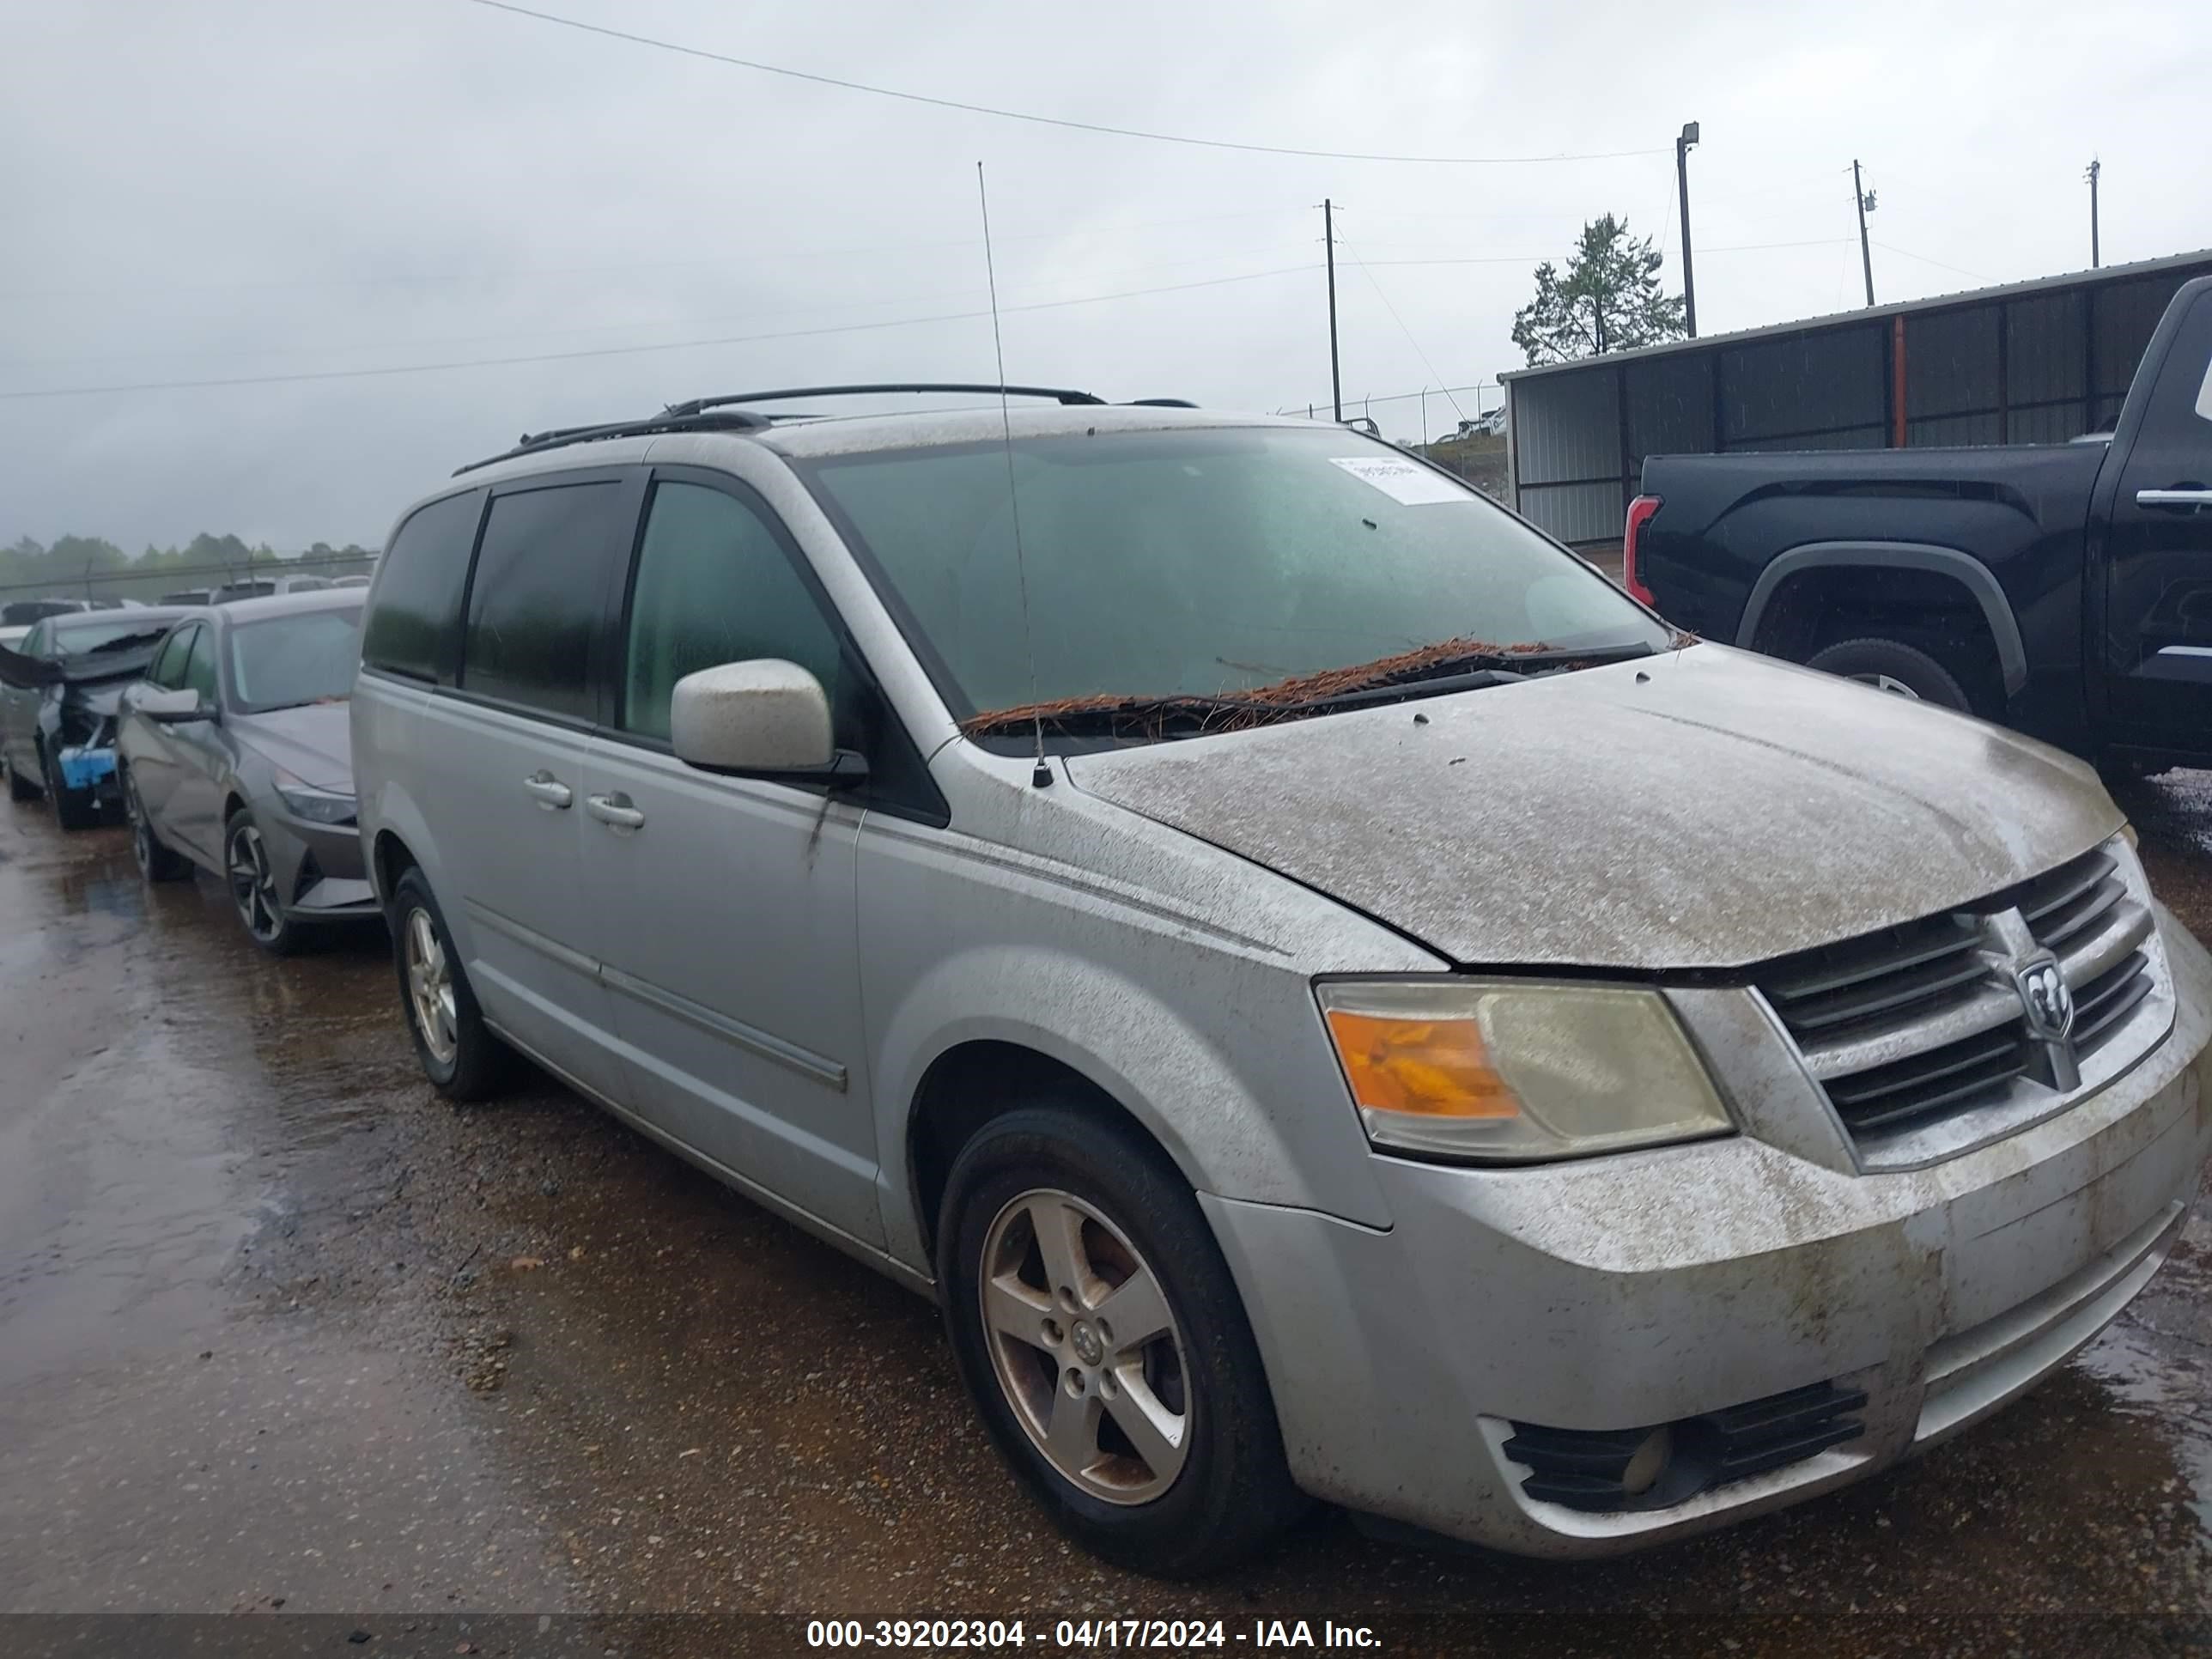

left=1203, top=911, right=2212, bottom=1559
left=257, top=801, right=380, bottom=922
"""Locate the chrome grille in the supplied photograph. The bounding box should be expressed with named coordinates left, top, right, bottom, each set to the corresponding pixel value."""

left=1756, top=841, right=2167, bottom=1163
left=2072, top=950, right=2153, bottom=1054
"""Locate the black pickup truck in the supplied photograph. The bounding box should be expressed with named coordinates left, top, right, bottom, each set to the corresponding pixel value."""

left=1628, top=273, right=2212, bottom=774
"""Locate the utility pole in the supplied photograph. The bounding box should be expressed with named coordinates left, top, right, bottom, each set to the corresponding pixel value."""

left=1676, top=121, right=1700, bottom=337
left=1852, top=160, right=1877, bottom=307
left=1323, top=199, right=1342, bottom=422
left=2086, top=159, right=2101, bottom=268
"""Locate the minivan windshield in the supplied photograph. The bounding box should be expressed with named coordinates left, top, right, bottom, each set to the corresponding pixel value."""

left=227, top=606, right=363, bottom=713
left=799, top=425, right=1673, bottom=740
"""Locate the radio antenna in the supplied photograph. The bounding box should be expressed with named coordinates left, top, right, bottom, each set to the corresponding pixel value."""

left=976, top=161, right=1051, bottom=789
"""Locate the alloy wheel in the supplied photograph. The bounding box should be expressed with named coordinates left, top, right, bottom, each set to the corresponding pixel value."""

left=404, top=907, right=459, bottom=1066
left=226, top=821, right=283, bottom=942
left=126, top=779, right=154, bottom=874
left=978, top=1188, right=1190, bottom=1505
left=1850, top=672, right=1922, bottom=699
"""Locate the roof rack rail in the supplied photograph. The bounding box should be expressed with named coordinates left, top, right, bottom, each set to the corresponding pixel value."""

left=664, top=383, right=1108, bottom=416
left=1124, top=398, right=1199, bottom=408
left=452, top=408, right=772, bottom=476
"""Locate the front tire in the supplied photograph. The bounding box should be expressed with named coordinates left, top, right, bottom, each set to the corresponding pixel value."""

left=41, top=748, right=100, bottom=830
left=224, top=807, right=312, bottom=955
left=1803, top=636, right=1973, bottom=712
left=389, top=866, right=514, bottom=1101
left=938, top=1105, right=1304, bottom=1577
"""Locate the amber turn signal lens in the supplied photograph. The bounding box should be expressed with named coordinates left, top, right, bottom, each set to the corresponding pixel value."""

left=1322, top=1010, right=1521, bottom=1119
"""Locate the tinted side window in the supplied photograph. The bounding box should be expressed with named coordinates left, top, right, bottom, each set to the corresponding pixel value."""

left=21, top=622, right=50, bottom=658
left=462, top=481, right=631, bottom=721
left=621, top=481, right=846, bottom=742
left=181, top=627, right=218, bottom=702
left=363, top=490, right=483, bottom=684
left=149, top=628, right=192, bottom=688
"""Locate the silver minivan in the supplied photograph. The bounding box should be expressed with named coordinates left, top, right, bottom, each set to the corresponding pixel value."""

left=354, top=393, right=2212, bottom=1576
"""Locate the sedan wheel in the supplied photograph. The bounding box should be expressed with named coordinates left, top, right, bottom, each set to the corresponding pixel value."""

left=226, top=818, right=286, bottom=945
left=980, top=1188, right=1192, bottom=1505
left=125, top=773, right=189, bottom=882
left=404, top=906, right=460, bottom=1067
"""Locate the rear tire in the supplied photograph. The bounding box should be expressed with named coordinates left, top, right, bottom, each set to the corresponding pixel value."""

left=937, top=1104, right=1305, bottom=1577
left=125, top=769, right=190, bottom=882
left=4, top=751, right=39, bottom=803
left=1803, top=636, right=1973, bottom=712
left=389, top=866, right=514, bottom=1101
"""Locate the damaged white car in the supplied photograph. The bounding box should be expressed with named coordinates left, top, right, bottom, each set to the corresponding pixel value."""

left=353, top=392, right=2212, bottom=1576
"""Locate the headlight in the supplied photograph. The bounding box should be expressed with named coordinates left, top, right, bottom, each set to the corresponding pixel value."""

left=1316, top=979, right=1731, bottom=1164
left=273, top=769, right=357, bottom=826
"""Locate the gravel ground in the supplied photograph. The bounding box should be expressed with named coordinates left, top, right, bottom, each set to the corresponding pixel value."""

left=2, top=772, right=2209, bottom=1657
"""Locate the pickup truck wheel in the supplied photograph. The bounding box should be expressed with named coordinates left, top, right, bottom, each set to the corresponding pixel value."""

left=938, top=1105, right=1305, bottom=1577
left=1804, top=637, right=1972, bottom=713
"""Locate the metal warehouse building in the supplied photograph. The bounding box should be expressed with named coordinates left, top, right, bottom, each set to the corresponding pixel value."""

left=1501, top=247, right=2212, bottom=548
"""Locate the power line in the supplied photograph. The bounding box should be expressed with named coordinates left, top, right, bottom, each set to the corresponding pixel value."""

left=1280, top=381, right=1501, bottom=416
left=1334, top=233, right=1465, bottom=425
left=1869, top=240, right=1990, bottom=283
left=464, top=0, right=1669, bottom=167
left=1352, top=238, right=1855, bottom=269
left=8, top=240, right=1327, bottom=371
left=0, top=264, right=1316, bottom=400
left=1, top=205, right=1314, bottom=301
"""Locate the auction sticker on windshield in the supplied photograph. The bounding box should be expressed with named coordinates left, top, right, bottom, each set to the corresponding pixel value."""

left=1328, top=455, right=1468, bottom=505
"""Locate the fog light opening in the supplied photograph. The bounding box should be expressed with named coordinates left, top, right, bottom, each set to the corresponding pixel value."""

left=1621, top=1425, right=1674, bottom=1498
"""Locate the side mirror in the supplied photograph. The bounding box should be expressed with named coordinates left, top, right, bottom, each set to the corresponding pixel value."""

left=670, top=659, right=866, bottom=784
left=137, top=686, right=216, bottom=724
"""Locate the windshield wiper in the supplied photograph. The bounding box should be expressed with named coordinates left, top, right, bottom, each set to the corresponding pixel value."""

left=963, top=641, right=1663, bottom=741
left=965, top=692, right=1273, bottom=739
left=1309, top=640, right=1656, bottom=706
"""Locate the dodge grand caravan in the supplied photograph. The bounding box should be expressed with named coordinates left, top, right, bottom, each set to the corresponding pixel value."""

left=353, top=388, right=2212, bottom=1577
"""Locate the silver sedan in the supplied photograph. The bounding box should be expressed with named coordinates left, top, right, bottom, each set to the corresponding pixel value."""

left=114, top=590, right=379, bottom=954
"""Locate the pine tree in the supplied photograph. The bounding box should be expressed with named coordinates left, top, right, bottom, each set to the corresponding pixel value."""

left=1510, top=215, right=1687, bottom=366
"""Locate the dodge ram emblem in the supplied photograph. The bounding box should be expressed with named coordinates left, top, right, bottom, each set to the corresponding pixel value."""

left=2015, top=958, right=2075, bottom=1042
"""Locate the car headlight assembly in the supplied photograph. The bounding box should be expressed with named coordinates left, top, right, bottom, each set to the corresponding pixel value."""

left=273, top=770, right=358, bottom=826
left=1316, top=980, right=1731, bottom=1164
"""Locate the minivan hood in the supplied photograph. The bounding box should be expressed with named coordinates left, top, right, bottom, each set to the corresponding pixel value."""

left=1066, top=645, right=2120, bottom=971
left=231, top=702, right=354, bottom=793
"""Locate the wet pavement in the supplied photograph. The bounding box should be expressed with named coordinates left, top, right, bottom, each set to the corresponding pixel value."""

left=2, top=777, right=2209, bottom=1656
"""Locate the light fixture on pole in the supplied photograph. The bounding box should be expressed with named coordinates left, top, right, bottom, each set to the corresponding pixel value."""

left=1675, top=122, right=1700, bottom=337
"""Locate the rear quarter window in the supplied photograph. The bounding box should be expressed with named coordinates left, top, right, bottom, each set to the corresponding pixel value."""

left=363, top=489, right=485, bottom=684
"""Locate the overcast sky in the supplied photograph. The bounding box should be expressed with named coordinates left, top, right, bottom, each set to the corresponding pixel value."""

left=4, top=0, right=2207, bottom=550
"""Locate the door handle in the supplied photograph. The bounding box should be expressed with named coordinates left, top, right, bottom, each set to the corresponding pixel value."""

left=2136, top=488, right=2212, bottom=510
left=522, top=771, right=573, bottom=810
left=586, top=791, right=646, bottom=830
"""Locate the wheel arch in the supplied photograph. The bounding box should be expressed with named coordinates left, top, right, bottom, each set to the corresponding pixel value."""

left=876, top=945, right=1385, bottom=1274
left=1737, top=541, right=2028, bottom=697
left=906, top=1038, right=1173, bottom=1266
